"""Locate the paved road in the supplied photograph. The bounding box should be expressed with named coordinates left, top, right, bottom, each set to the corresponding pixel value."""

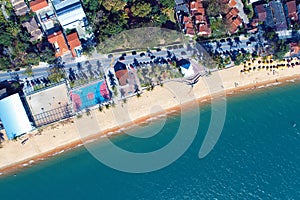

left=0, top=47, right=192, bottom=81
left=201, top=35, right=261, bottom=55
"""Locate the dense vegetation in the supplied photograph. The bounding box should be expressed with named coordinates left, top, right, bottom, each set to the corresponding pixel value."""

left=82, top=0, right=177, bottom=52
left=0, top=1, right=56, bottom=71
left=264, top=30, right=289, bottom=60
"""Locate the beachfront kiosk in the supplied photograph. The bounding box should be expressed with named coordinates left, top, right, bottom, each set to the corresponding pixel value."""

left=176, top=59, right=194, bottom=78
left=0, top=93, right=33, bottom=139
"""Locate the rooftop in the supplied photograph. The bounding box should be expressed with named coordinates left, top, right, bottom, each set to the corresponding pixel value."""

left=269, top=0, right=287, bottom=31
left=286, top=0, right=298, bottom=21
left=66, top=32, right=81, bottom=57
left=47, top=31, right=69, bottom=57
left=290, top=42, right=300, bottom=56
left=22, top=17, right=43, bottom=41
left=255, top=4, right=267, bottom=22
left=30, top=0, right=48, bottom=12
left=229, top=0, right=237, bottom=8
left=11, top=0, right=29, bottom=16
left=115, top=70, right=129, bottom=86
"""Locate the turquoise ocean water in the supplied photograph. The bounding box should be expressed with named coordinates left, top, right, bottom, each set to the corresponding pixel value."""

left=1, top=82, right=300, bottom=199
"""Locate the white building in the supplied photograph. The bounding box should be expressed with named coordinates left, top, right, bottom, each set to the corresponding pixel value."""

left=0, top=93, right=33, bottom=140
left=51, top=0, right=89, bottom=39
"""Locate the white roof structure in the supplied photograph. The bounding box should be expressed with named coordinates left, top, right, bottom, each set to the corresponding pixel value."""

left=52, top=0, right=87, bottom=32
left=0, top=93, right=33, bottom=140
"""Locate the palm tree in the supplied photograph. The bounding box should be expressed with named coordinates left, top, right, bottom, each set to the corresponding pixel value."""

left=98, top=104, right=103, bottom=112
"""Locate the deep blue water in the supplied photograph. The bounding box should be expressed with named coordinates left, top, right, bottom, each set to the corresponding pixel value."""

left=1, top=82, right=300, bottom=199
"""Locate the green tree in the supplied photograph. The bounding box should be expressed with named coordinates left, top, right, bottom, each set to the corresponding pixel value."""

left=131, top=2, right=152, bottom=18
left=205, top=0, right=228, bottom=17
left=160, top=0, right=175, bottom=9
left=48, top=67, right=66, bottom=83
left=210, top=17, right=227, bottom=38
left=40, top=47, right=56, bottom=64
left=0, top=57, right=10, bottom=70
left=274, top=40, right=289, bottom=60
left=24, top=66, right=33, bottom=76
left=101, top=0, right=126, bottom=11
left=0, top=32, right=13, bottom=46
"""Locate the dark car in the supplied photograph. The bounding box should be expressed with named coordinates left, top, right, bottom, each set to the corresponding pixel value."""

left=132, top=51, right=137, bottom=55
left=140, top=52, right=145, bottom=57
left=122, top=53, right=126, bottom=57
left=156, top=48, right=161, bottom=52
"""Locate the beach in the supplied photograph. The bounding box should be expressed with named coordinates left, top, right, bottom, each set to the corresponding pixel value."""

left=1, top=59, right=300, bottom=174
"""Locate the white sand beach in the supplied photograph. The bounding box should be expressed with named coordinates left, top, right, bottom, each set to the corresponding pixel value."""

left=1, top=58, right=300, bottom=174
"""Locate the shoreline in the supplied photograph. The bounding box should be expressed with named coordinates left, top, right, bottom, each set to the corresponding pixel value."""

left=1, top=65, right=300, bottom=176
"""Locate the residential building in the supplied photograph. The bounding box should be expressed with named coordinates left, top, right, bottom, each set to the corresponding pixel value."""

left=255, top=0, right=288, bottom=31
left=268, top=0, right=288, bottom=31
left=174, top=0, right=189, bottom=14
left=51, top=0, right=88, bottom=39
left=29, top=0, right=48, bottom=12
left=29, top=0, right=59, bottom=34
left=66, top=32, right=82, bottom=57
left=183, top=16, right=195, bottom=36
left=47, top=31, right=69, bottom=57
left=285, top=0, right=298, bottom=24
left=10, top=0, right=29, bottom=16
left=226, top=7, right=243, bottom=33
left=254, top=4, right=267, bottom=22
left=190, top=0, right=211, bottom=37
left=175, top=0, right=190, bottom=36
left=21, top=17, right=43, bottom=41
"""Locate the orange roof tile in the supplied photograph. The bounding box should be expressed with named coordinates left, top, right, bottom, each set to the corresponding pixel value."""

left=115, top=70, right=129, bottom=86
left=67, top=32, right=81, bottom=57
left=47, top=31, right=69, bottom=57
left=30, top=0, right=48, bottom=12
left=183, top=16, right=190, bottom=23
left=229, top=0, right=237, bottom=8
left=233, top=16, right=243, bottom=26
left=290, top=43, right=300, bottom=56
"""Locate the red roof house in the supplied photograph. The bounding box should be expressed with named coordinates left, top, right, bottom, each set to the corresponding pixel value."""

left=286, top=0, right=298, bottom=21
left=47, top=31, right=69, bottom=57
left=255, top=4, right=267, bottom=22
left=66, top=32, right=82, bottom=57
left=30, top=0, right=48, bottom=12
